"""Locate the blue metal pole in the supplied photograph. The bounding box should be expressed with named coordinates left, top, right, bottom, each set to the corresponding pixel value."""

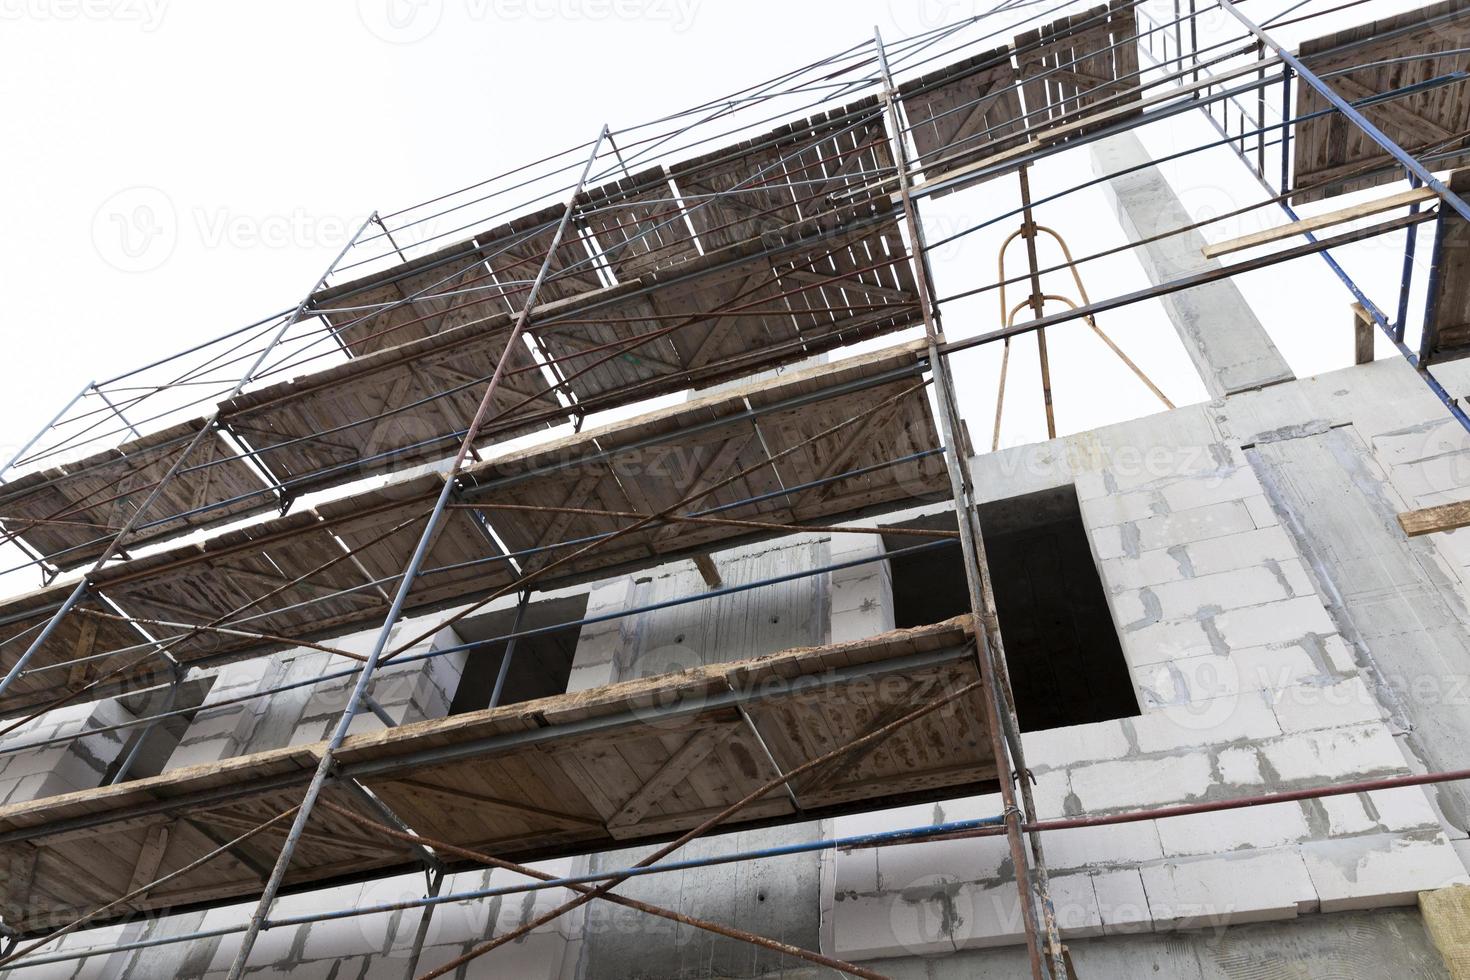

left=1217, top=0, right=1470, bottom=224
left=1395, top=175, right=1424, bottom=344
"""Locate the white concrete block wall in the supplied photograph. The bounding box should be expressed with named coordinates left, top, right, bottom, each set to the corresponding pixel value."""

left=11, top=358, right=1470, bottom=977
left=162, top=622, right=466, bottom=770
left=823, top=398, right=1470, bottom=961
left=606, top=534, right=831, bottom=684
left=0, top=699, right=140, bottom=807
left=290, top=624, right=466, bottom=744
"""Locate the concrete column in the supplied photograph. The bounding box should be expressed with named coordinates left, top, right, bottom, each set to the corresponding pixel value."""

left=1091, top=131, right=1294, bottom=398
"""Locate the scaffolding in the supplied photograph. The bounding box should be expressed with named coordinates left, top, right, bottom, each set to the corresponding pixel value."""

left=1, top=1, right=1469, bottom=976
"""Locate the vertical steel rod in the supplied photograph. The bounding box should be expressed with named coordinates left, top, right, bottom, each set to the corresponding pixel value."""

left=1017, top=167, right=1057, bottom=440
left=108, top=672, right=180, bottom=784
left=90, top=384, right=142, bottom=440
left=873, top=26, right=1056, bottom=980
left=1394, top=175, right=1423, bottom=344
left=222, top=124, right=609, bottom=980
left=490, top=590, right=531, bottom=709
left=401, top=868, right=444, bottom=980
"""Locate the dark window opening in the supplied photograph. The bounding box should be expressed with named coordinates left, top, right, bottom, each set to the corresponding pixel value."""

left=449, top=594, right=589, bottom=713
left=882, top=486, right=1138, bottom=732
left=105, top=677, right=215, bottom=783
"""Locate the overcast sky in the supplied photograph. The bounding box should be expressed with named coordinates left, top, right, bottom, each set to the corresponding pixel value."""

left=0, top=0, right=1437, bottom=539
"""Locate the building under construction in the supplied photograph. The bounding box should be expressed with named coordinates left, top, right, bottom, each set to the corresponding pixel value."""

left=2, top=0, right=1470, bottom=976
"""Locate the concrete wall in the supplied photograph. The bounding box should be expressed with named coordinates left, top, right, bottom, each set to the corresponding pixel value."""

left=6, top=354, right=1470, bottom=978
left=823, top=370, right=1470, bottom=962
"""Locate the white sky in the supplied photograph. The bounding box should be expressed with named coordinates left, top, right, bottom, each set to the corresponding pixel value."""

left=0, top=0, right=1443, bottom=591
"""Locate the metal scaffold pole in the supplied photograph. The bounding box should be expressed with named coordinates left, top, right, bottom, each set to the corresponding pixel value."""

left=872, top=25, right=1064, bottom=980
left=0, top=213, right=380, bottom=704
left=222, top=123, right=611, bottom=980
left=1217, top=0, right=1470, bottom=225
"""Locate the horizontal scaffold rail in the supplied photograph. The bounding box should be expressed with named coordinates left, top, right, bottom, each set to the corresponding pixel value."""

left=0, top=618, right=986, bottom=935
left=0, top=344, right=948, bottom=717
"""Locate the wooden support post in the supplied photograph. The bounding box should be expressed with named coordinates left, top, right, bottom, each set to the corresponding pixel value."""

left=691, top=553, right=722, bottom=588
left=1353, top=303, right=1375, bottom=365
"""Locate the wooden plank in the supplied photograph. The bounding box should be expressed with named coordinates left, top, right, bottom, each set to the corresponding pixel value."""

left=0, top=619, right=983, bottom=931
left=126, top=823, right=171, bottom=895
left=899, top=54, right=1279, bottom=200
left=391, top=777, right=603, bottom=831
left=793, top=675, right=943, bottom=799
left=0, top=846, right=38, bottom=920
left=1292, top=0, right=1470, bottom=203
left=692, top=553, right=722, bottom=588
left=1352, top=303, right=1375, bottom=365
left=1328, top=74, right=1455, bottom=145
left=1398, top=500, right=1470, bottom=536
left=1203, top=186, right=1437, bottom=259
left=64, top=614, right=101, bottom=688
left=606, top=724, right=737, bottom=829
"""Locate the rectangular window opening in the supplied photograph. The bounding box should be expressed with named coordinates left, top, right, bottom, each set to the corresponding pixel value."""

left=106, top=676, right=216, bottom=783
left=882, top=485, right=1138, bottom=732
left=448, top=593, right=589, bottom=713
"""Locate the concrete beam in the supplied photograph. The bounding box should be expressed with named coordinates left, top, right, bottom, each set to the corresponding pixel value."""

left=1091, top=131, right=1295, bottom=398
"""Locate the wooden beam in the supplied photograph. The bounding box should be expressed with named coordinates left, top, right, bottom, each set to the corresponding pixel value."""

left=652, top=430, right=758, bottom=545
left=211, top=564, right=380, bottom=608
left=360, top=370, right=416, bottom=460
left=65, top=614, right=101, bottom=687
left=126, top=824, right=171, bottom=895
left=1398, top=500, right=1470, bottom=536
left=392, top=777, right=604, bottom=831
left=0, top=847, right=38, bottom=922
left=1203, top=186, right=1438, bottom=259
left=683, top=269, right=775, bottom=371
left=899, top=55, right=1281, bottom=200
left=779, top=268, right=913, bottom=303
left=200, top=810, right=390, bottom=858
left=520, top=472, right=604, bottom=573
left=790, top=401, right=903, bottom=518
left=180, top=817, right=271, bottom=880
left=1352, top=303, right=1376, bottom=365
left=606, top=724, right=738, bottom=829
left=692, top=553, right=722, bottom=588
left=794, top=675, right=944, bottom=798
left=1328, top=74, right=1456, bottom=146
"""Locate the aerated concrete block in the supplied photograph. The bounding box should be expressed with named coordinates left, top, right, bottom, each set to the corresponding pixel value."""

left=1139, top=849, right=1317, bottom=929
left=1302, top=834, right=1470, bottom=912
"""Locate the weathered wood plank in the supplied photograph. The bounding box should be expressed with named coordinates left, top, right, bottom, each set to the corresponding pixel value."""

left=1398, top=500, right=1470, bottom=536
left=1203, top=187, right=1438, bottom=259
